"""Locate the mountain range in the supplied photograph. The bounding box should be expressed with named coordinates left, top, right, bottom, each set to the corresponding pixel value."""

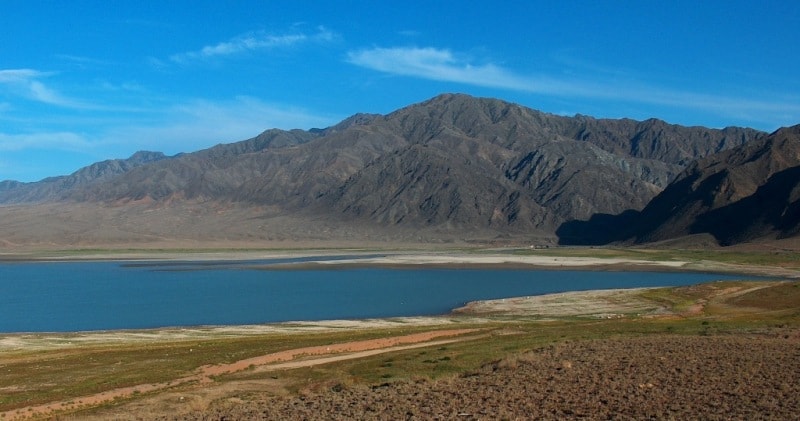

left=1, top=93, right=797, bottom=248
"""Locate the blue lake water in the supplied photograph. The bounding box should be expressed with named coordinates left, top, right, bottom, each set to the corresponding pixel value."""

left=0, top=258, right=751, bottom=333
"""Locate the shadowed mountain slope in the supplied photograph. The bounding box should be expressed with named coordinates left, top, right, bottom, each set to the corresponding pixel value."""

left=628, top=125, right=800, bottom=245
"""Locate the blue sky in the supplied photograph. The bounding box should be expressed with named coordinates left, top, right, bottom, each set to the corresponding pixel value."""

left=2, top=1, right=799, bottom=182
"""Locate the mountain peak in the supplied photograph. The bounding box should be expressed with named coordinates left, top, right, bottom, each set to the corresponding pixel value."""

left=771, top=123, right=800, bottom=138
left=324, top=112, right=382, bottom=133
left=128, top=151, right=168, bottom=163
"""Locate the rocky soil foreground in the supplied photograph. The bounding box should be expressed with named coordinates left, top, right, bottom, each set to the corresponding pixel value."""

left=159, top=331, right=799, bottom=420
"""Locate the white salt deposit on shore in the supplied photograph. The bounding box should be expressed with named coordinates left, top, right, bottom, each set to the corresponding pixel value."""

left=310, top=254, right=690, bottom=268
left=0, top=317, right=483, bottom=353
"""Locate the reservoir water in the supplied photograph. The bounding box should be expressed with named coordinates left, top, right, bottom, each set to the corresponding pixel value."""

left=0, top=258, right=749, bottom=333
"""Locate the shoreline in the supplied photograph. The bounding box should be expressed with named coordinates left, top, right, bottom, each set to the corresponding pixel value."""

left=4, top=249, right=797, bottom=280
left=3, top=248, right=796, bottom=274
left=2, top=278, right=792, bottom=351
left=1, top=250, right=796, bottom=345
left=0, top=317, right=484, bottom=352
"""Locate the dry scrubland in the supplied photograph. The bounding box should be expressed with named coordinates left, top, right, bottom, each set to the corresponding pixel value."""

left=177, top=333, right=800, bottom=420
left=1, top=249, right=799, bottom=420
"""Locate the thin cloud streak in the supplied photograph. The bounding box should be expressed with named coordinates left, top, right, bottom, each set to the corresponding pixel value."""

left=55, top=54, right=114, bottom=67
left=348, top=46, right=800, bottom=128
left=171, top=27, right=336, bottom=63
left=0, top=131, right=91, bottom=152
left=0, top=69, right=48, bottom=82
left=115, top=96, right=339, bottom=153
left=0, top=68, right=90, bottom=108
left=1, top=95, right=340, bottom=182
left=1, top=96, right=338, bottom=161
left=347, top=47, right=597, bottom=96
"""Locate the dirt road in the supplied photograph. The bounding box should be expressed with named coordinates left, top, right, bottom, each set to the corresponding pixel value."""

left=1, top=329, right=482, bottom=420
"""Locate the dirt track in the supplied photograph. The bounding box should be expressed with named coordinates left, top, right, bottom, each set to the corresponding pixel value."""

left=164, top=330, right=800, bottom=420
left=0, top=329, right=481, bottom=420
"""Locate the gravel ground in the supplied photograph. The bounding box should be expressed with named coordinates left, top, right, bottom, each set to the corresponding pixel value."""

left=159, top=331, right=800, bottom=420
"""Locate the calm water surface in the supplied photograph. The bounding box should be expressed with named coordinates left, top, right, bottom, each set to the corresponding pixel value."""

left=0, top=258, right=748, bottom=333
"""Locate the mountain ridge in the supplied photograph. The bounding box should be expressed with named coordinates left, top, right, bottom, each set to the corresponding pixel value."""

left=0, top=93, right=783, bottom=247
left=0, top=151, right=170, bottom=204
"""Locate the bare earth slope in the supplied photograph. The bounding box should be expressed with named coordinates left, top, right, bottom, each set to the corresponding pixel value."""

left=183, top=333, right=799, bottom=421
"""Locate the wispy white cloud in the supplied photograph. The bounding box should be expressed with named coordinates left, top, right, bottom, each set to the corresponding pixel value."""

left=638, top=89, right=800, bottom=124
left=0, top=94, right=337, bottom=154
left=0, top=69, right=47, bottom=82
left=0, top=95, right=340, bottom=181
left=0, top=96, right=344, bottom=181
left=55, top=54, right=113, bottom=67
left=348, top=46, right=800, bottom=128
left=170, top=27, right=336, bottom=63
left=0, top=68, right=89, bottom=108
left=108, top=96, right=339, bottom=153
left=0, top=130, right=98, bottom=182
left=347, top=47, right=581, bottom=95
left=0, top=131, right=91, bottom=152
left=27, top=80, right=69, bottom=105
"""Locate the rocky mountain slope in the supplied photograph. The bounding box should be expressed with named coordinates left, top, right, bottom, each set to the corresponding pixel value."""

left=0, top=151, right=169, bottom=204
left=628, top=125, right=800, bottom=245
left=0, top=94, right=769, bottom=245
